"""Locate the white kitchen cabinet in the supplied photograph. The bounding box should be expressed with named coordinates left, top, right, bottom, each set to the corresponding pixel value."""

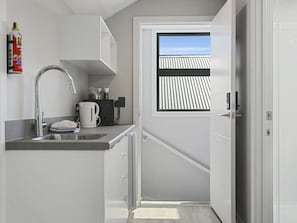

left=105, top=136, right=129, bottom=223
left=6, top=135, right=129, bottom=223
left=59, top=16, right=117, bottom=75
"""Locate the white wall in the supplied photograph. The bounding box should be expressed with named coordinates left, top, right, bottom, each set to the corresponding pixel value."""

left=106, top=0, right=226, bottom=124
left=7, top=0, right=88, bottom=121
left=275, top=1, right=297, bottom=222
left=0, top=0, right=7, bottom=221
left=141, top=28, right=210, bottom=201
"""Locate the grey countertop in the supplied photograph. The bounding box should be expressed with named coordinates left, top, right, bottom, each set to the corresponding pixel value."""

left=6, top=125, right=135, bottom=151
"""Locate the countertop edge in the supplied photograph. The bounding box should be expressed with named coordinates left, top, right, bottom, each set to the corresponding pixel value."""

left=108, top=125, right=135, bottom=148
left=6, top=125, right=135, bottom=151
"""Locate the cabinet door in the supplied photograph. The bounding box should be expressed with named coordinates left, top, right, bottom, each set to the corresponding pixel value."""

left=118, top=137, right=129, bottom=215
left=59, top=16, right=117, bottom=75
left=105, top=136, right=129, bottom=223
left=6, top=150, right=105, bottom=223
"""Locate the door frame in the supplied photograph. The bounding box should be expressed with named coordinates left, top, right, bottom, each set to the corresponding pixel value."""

left=132, top=11, right=265, bottom=222
left=262, top=0, right=274, bottom=222
left=242, top=0, right=270, bottom=222
left=260, top=0, right=280, bottom=222
left=132, top=16, right=213, bottom=208
left=0, top=0, right=7, bottom=222
left=249, top=0, right=275, bottom=222
left=254, top=0, right=275, bottom=222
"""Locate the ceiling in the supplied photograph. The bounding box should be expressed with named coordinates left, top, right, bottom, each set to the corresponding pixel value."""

left=63, top=0, right=139, bottom=19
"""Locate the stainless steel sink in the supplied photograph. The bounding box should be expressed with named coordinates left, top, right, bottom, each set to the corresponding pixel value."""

left=32, top=133, right=107, bottom=141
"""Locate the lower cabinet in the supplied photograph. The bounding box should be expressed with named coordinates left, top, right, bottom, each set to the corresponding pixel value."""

left=6, top=135, right=129, bottom=223
left=105, top=136, right=129, bottom=223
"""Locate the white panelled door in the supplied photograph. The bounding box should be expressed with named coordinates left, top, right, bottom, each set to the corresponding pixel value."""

left=210, top=0, right=236, bottom=222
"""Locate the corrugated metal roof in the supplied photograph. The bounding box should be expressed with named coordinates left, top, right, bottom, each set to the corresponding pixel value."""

left=159, top=76, right=210, bottom=111
left=159, top=55, right=210, bottom=69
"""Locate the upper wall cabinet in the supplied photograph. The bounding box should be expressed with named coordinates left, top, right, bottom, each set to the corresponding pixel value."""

left=59, top=16, right=117, bottom=75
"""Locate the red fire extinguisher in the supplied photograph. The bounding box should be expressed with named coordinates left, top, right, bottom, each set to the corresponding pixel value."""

left=7, top=22, right=22, bottom=74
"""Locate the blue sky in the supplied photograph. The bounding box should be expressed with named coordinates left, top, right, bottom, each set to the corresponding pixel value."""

left=159, top=35, right=210, bottom=55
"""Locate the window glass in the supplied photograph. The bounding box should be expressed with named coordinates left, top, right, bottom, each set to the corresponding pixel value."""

left=157, top=33, right=211, bottom=112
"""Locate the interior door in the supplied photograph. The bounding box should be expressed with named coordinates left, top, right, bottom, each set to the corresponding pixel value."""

left=210, top=0, right=236, bottom=222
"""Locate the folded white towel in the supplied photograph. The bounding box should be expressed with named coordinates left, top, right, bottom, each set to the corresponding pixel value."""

left=50, top=127, right=80, bottom=133
left=51, top=120, right=77, bottom=130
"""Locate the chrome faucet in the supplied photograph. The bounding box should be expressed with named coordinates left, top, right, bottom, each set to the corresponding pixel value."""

left=35, top=65, right=77, bottom=137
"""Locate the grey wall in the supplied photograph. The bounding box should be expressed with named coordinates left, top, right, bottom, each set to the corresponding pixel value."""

left=106, top=0, right=226, bottom=124
left=236, top=2, right=252, bottom=223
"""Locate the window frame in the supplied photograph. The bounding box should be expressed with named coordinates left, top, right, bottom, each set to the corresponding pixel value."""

left=156, top=32, right=211, bottom=113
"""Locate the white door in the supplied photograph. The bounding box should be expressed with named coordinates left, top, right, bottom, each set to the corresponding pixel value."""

left=210, top=0, right=236, bottom=222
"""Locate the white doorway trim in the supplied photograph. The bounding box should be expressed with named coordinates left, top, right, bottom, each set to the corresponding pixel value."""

left=262, top=0, right=274, bottom=222
left=257, top=0, right=275, bottom=222
left=0, top=0, right=7, bottom=222
left=132, top=16, right=212, bottom=208
left=261, top=0, right=284, bottom=222
left=250, top=0, right=275, bottom=222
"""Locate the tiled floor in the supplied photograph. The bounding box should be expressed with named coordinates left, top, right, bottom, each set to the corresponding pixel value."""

left=128, top=204, right=221, bottom=223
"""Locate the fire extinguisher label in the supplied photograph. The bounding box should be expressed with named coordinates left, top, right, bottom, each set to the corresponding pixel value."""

left=8, top=31, right=22, bottom=74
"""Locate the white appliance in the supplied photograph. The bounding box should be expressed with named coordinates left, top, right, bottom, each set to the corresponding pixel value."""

left=79, top=102, right=100, bottom=128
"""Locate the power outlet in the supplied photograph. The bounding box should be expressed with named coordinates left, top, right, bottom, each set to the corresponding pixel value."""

left=115, top=97, right=125, bottom=107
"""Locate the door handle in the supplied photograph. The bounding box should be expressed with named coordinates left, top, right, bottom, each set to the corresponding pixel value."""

left=220, top=112, right=231, bottom=118
left=220, top=112, right=242, bottom=118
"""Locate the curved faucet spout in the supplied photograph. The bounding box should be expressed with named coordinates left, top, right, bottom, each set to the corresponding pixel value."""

left=35, top=65, right=77, bottom=137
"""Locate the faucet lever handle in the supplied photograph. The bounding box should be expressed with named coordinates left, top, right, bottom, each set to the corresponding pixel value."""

left=42, top=112, right=48, bottom=129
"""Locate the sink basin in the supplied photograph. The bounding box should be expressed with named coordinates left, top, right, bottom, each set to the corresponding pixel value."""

left=32, top=133, right=107, bottom=141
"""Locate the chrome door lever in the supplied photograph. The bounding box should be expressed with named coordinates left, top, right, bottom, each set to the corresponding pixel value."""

left=220, top=112, right=242, bottom=118
left=220, top=112, right=231, bottom=118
